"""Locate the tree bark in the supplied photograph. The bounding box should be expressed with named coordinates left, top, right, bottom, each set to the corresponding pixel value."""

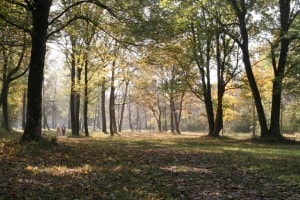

left=70, top=42, right=77, bottom=136
left=191, top=23, right=215, bottom=136
left=84, top=58, right=89, bottom=137
left=1, top=82, right=10, bottom=132
left=22, top=89, right=26, bottom=130
left=227, top=0, right=269, bottom=137
left=22, top=0, right=52, bottom=141
left=118, top=80, right=129, bottom=132
left=170, top=99, right=175, bottom=133
left=75, top=67, right=82, bottom=135
left=269, top=0, right=291, bottom=138
left=128, top=101, right=133, bottom=131
left=109, top=60, right=117, bottom=136
left=101, top=83, right=107, bottom=133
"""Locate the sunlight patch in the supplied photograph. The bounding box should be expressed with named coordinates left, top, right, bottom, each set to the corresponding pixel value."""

left=25, top=164, right=92, bottom=176
left=160, top=165, right=211, bottom=174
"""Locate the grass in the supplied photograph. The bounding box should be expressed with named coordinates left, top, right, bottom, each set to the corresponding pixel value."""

left=0, top=131, right=299, bottom=199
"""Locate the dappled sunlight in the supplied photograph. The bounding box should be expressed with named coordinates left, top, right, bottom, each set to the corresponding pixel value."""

left=160, top=165, right=211, bottom=174
left=1, top=131, right=299, bottom=199
left=25, top=164, right=93, bottom=176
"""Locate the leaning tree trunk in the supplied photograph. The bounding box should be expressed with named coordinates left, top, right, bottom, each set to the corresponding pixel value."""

left=227, top=0, right=269, bottom=137
left=22, top=0, right=52, bottom=141
left=228, top=0, right=268, bottom=138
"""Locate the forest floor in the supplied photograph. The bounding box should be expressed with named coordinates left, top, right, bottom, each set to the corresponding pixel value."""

left=0, top=131, right=299, bottom=199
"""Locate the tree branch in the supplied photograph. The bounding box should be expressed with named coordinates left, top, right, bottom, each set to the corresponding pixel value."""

left=49, top=0, right=118, bottom=26
left=0, top=13, right=31, bottom=34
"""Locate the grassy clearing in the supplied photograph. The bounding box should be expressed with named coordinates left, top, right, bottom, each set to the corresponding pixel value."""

left=0, top=131, right=299, bottom=199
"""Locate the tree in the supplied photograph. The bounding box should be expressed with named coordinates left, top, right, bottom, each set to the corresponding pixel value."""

left=268, top=0, right=299, bottom=138
left=0, top=0, right=117, bottom=141
left=225, top=0, right=269, bottom=137
left=0, top=26, right=30, bottom=132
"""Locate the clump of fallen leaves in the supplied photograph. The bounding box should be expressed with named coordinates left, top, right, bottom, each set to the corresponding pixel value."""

left=0, top=132, right=299, bottom=199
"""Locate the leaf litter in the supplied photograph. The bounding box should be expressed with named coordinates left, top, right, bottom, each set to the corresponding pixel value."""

left=0, top=132, right=299, bottom=199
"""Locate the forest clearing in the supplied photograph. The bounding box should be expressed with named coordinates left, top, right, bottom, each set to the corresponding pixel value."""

left=1, top=131, right=299, bottom=199
left=0, top=1, right=299, bottom=199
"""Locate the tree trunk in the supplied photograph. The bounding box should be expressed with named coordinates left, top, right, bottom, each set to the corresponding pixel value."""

left=118, top=80, right=129, bottom=132
left=204, top=89, right=215, bottom=136
left=70, top=45, right=77, bottom=136
left=1, top=81, right=10, bottom=132
left=101, top=83, right=107, bottom=133
left=144, top=110, right=148, bottom=130
left=170, top=100, right=175, bottom=133
left=128, top=101, right=133, bottom=131
left=269, top=0, right=291, bottom=138
left=175, top=92, right=185, bottom=134
left=163, top=106, right=168, bottom=131
left=150, top=106, right=162, bottom=132
left=109, top=60, right=117, bottom=136
left=212, top=93, right=224, bottom=137
left=22, top=0, right=52, bottom=141
left=84, top=59, right=89, bottom=137
left=211, top=32, right=224, bottom=137
left=190, top=22, right=215, bottom=136
left=75, top=67, right=82, bottom=135
left=227, top=0, right=269, bottom=137
left=22, top=89, right=26, bottom=130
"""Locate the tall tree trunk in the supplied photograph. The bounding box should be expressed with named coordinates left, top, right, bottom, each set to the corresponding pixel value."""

left=203, top=87, right=215, bottom=135
left=170, top=99, right=175, bottom=133
left=118, top=80, right=129, bottom=132
left=191, top=23, right=215, bottom=136
left=109, top=60, right=117, bottom=136
left=269, top=0, right=291, bottom=138
left=75, top=67, right=82, bottom=135
left=101, top=83, right=107, bottom=133
left=212, top=91, right=224, bottom=137
left=163, top=106, right=168, bottom=131
left=252, top=98, right=256, bottom=136
left=128, top=101, right=133, bottom=131
left=1, top=81, right=10, bottom=132
left=175, top=92, right=185, bottom=134
left=22, top=1, right=52, bottom=141
left=52, top=100, right=55, bottom=129
left=136, top=106, right=141, bottom=131
left=144, top=110, right=148, bottom=130
left=84, top=59, right=89, bottom=137
left=227, top=0, right=269, bottom=137
left=212, top=32, right=224, bottom=137
left=70, top=45, right=77, bottom=136
left=154, top=111, right=162, bottom=132
left=22, top=89, right=26, bottom=130
left=204, top=40, right=215, bottom=136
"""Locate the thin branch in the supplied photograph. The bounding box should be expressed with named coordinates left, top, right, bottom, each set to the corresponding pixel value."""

left=49, top=0, right=118, bottom=26
left=0, top=13, right=31, bottom=34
